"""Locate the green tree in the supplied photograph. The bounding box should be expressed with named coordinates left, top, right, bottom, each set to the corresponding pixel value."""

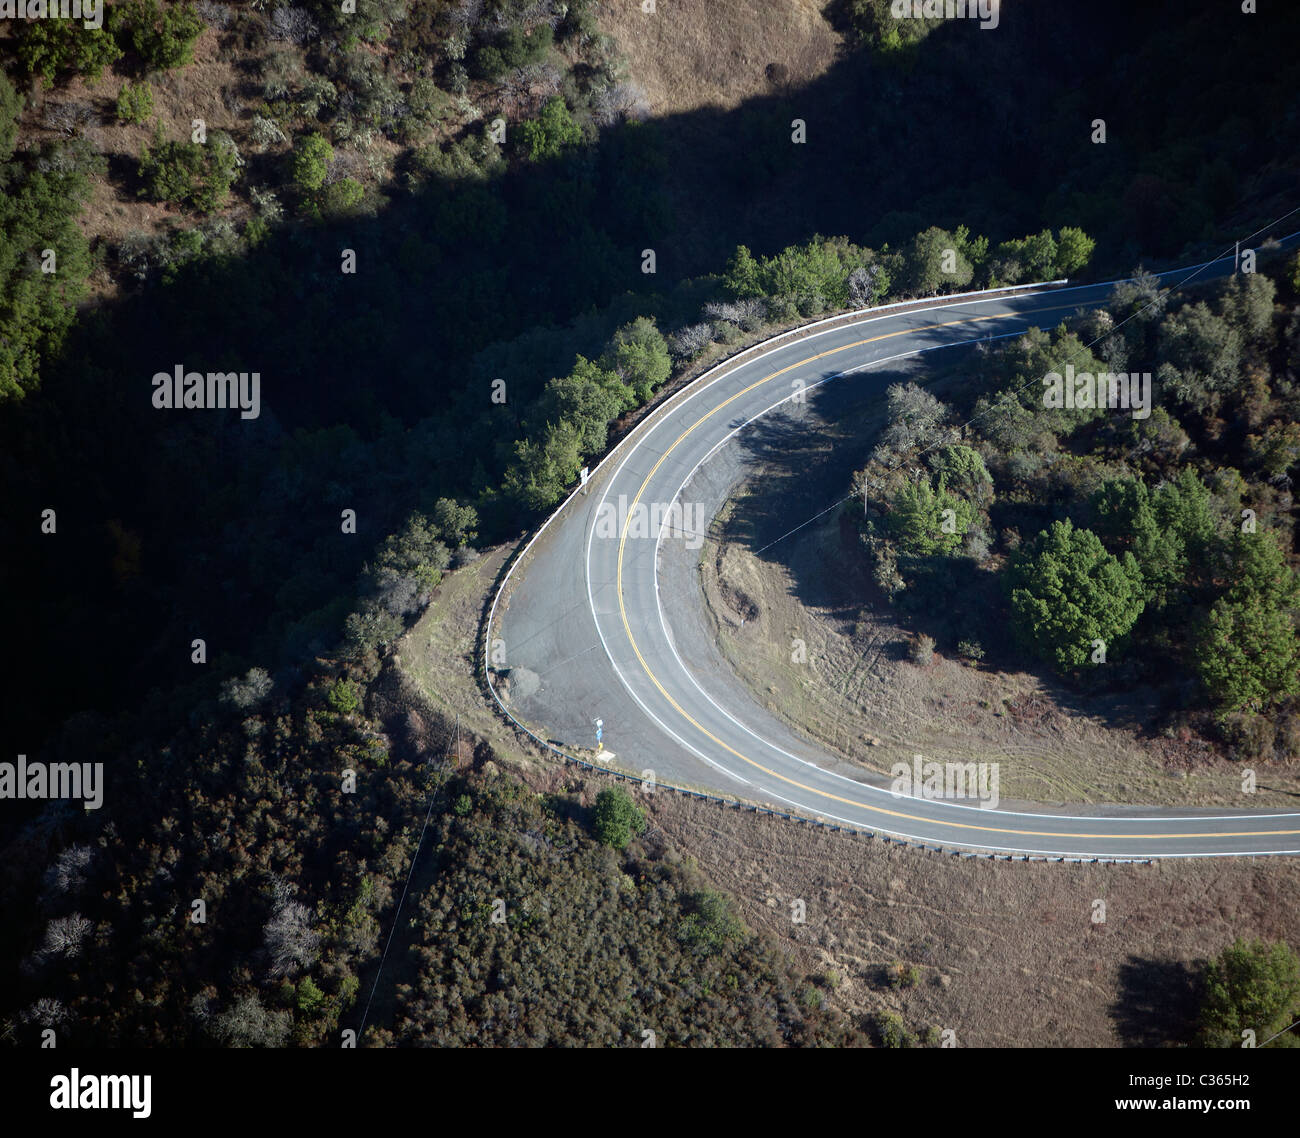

left=927, top=445, right=993, bottom=501
left=721, top=237, right=877, bottom=310
left=677, top=887, right=745, bottom=956
left=996, top=324, right=1109, bottom=437
left=531, top=355, right=634, bottom=458
left=327, top=679, right=361, bottom=715
left=1053, top=226, right=1096, bottom=276
left=1246, top=420, right=1300, bottom=477
left=973, top=388, right=1036, bottom=453
left=138, top=127, right=240, bottom=213
left=496, top=23, right=553, bottom=68
left=834, top=0, right=941, bottom=52
left=953, top=224, right=989, bottom=271
left=722, top=244, right=762, bottom=299
left=1200, top=939, right=1300, bottom=1048
left=1195, top=531, right=1300, bottom=712
left=15, top=19, right=123, bottom=84
left=115, top=79, right=154, bottom=125
left=503, top=418, right=585, bottom=512
left=1090, top=480, right=1170, bottom=607
left=1090, top=470, right=1215, bottom=608
left=590, top=786, right=645, bottom=850
left=296, top=977, right=326, bottom=1015
left=320, top=177, right=365, bottom=218
left=603, top=317, right=672, bottom=404
left=111, top=0, right=204, bottom=72
left=993, top=228, right=1058, bottom=284
left=0, top=145, right=98, bottom=402
left=1220, top=269, right=1276, bottom=340
left=758, top=240, right=855, bottom=308
left=516, top=96, right=582, bottom=162
left=0, top=74, right=23, bottom=162
left=291, top=132, right=334, bottom=194
left=431, top=499, right=478, bottom=548
left=406, top=77, right=453, bottom=128
left=1158, top=300, right=1243, bottom=410
left=470, top=23, right=552, bottom=79
left=873, top=1010, right=912, bottom=1048
left=888, top=477, right=976, bottom=557
left=369, top=512, right=452, bottom=595
left=903, top=226, right=973, bottom=295
left=1154, top=468, right=1217, bottom=558
left=1006, top=519, right=1145, bottom=671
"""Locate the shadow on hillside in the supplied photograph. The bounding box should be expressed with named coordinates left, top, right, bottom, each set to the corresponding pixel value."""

left=5, top=0, right=1299, bottom=754
left=1111, top=955, right=1203, bottom=1047
left=718, top=347, right=1170, bottom=735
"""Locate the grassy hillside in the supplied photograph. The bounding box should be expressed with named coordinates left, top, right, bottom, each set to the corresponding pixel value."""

left=2, top=0, right=1299, bottom=1047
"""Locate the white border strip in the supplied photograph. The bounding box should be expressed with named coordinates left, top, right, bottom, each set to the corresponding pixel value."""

left=484, top=277, right=1070, bottom=673
left=480, top=234, right=1300, bottom=857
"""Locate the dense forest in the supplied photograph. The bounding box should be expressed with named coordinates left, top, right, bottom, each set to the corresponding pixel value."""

left=2, top=0, right=1299, bottom=1046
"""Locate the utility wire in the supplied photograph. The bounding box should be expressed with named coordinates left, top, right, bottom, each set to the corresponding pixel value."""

left=753, top=213, right=1300, bottom=556
left=355, top=718, right=451, bottom=1041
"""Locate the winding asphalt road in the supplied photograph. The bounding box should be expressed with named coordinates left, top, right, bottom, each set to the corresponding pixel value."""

left=491, top=243, right=1300, bottom=858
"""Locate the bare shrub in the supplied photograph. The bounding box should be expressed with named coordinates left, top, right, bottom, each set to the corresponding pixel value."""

left=37, top=914, right=94, bottom=961
left=249, top=114, right=287, bottom=151
left=41, top=101, right=94, bottom=137
left=268, top=5, right=318, bottom=44
left=703, top=297, right=768, bottom=330
left=221, top=667, right=274, bottom=711
left=872, top=382, right=956, bottom=463
left=21, top=998, right=70, bottom=1028
left=501, top=62, right=563, bottom=108
left=848, top=264, right=887, bottom=307
left=211, top=993, right=292, bottom=1047
left=41, top=844, right=94, bottom=903
left=591, top=81, right=649, bottom=126
left=248, top=185, right=284, bottom=222
left=196, top=1, right=234, bottom=27
left=447, top=0, right=485, bottom=35
left=670, top=322, right=714, bottom=361
left=263, top=881, right=320, bottom=980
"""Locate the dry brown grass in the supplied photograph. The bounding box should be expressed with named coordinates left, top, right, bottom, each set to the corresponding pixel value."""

left=599, top=0, right=844, bottom=116
left=6, top=0, right=846, bottom=302
left=11, top=26, right=412, bottom=302
left=631, top=781, right=1300, bottom=1046
left=700, top=504, right=1300, bottom=808
left=14, top=27, right=254, bottom=299
left=399, top=534, right=1300, bottom=1046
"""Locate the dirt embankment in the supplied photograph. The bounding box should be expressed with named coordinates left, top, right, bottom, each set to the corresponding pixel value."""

left=397, top=548, right=1300, bottom=1046
left=698, top=489, right=1300, bottom=810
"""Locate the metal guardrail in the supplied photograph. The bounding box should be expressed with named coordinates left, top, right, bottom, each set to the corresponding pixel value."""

left=474, top=277, right=1094, bottom=858
left=474, top=243, right=1300, bottom=866
left=501, top=743, right=1156, bottom=864
left=481, top=274, right=1073, bottom=685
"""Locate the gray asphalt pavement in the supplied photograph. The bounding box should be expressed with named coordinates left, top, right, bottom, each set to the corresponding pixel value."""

left=493, top=247, right=1300, bottom=857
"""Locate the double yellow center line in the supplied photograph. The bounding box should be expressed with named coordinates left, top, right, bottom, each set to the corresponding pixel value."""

left=610, top=305, right=1300, bottom=845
